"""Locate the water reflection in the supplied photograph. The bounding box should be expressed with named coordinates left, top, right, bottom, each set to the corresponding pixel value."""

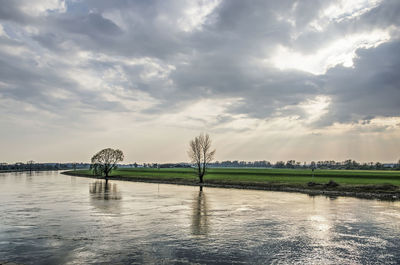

left=26, top=173, right=33, bottom=182
left=308, top=193, right=338, bottom=201
left=89, top=181, right=122, bottom=214
left=1, top=172, right=400, bottom=264
left=191, top=187, right=209, bottom=236
left=89, top=181, right=121, bottom=200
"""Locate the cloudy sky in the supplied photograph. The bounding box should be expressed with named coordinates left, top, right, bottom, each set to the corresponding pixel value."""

left=0, top=0, right=399, bottom=164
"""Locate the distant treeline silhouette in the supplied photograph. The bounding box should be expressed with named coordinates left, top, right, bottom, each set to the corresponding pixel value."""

left=141, top=159, right=400, bottom=170
left=2, top=159, right=400, bottom=172
left=212, top=159, right=400, bottom=170
left=0, top=162, right=90, bottom=172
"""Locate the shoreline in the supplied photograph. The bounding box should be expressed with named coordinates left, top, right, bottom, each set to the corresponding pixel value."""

left=62, top=171, right=400, bottom=201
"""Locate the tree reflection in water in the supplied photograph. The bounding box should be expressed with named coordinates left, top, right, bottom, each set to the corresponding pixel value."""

left=191, top=186, right=209, bottom=236
left=90, top=181, right=121, bottom=200
left=89, top=181, right=122, bottom=214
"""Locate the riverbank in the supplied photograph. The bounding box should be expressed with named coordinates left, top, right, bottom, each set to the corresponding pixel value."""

left=62, top=169, right=400, bottom=201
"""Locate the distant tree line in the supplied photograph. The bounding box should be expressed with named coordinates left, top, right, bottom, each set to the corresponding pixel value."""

left=211, top=160, right=272, bottom=168
left=0, top=162, right=90, bottom=172
left=308, top=159, right=400, bottom=170
left=138, top=163, right=191, bottom=168
left=209, top=159, right=400, bottom=170
left=133, top=159, right=400, bottom=171
left=2, top=159, right=399, bottom=173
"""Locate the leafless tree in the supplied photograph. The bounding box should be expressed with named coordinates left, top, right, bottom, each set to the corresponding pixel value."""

left=91, top=148, right=124, bottom=183
left=188, top=133, right=216, bottom=183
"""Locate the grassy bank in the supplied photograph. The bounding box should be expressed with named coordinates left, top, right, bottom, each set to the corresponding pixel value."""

left=68, top=167, right=400, bottom=185
left=63, top=167, right=400, bottom=200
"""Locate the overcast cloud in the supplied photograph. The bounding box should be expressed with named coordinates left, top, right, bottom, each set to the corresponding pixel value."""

left=0, top=0, right=399, bottom=163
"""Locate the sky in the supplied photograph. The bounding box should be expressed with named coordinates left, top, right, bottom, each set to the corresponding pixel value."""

left=0, top=0, right=399, bottom=164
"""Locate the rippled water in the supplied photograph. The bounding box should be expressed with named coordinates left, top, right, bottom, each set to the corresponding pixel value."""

left=1, top=171, right=400, bottom=264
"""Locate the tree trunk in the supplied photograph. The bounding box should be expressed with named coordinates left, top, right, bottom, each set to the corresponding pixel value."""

left=197, top=163, right=202, bottom=183
left=199, top=168, right=204, bottom=183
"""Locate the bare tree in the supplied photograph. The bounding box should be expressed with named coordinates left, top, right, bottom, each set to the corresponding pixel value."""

left=188, top=133, right=216, bottom=183
left=91, top=148, right=124, bottom=183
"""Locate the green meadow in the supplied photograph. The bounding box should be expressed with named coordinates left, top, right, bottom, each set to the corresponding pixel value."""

left=72, top=167, right=400, bottom=186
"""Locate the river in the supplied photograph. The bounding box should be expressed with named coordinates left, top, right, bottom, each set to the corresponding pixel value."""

left=0, top=171, right=399, bottom=264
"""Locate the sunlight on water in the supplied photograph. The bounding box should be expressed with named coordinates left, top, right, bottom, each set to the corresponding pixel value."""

left=0, top=171, right=399, bottom=264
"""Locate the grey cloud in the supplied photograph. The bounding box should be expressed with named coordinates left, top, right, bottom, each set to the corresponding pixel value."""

left=360, top=0, right=400, bottom=28
left=291, top=0, right=329, bottom=29
left=170, top=52, right=322, bottom=119
left=0, top=0, right=399, bottom=131
left=291, top=0, right=400, bottom=54
left=316, top=40, right=400, bottom=126
left=0, top=43, right=129, bottom=121
left=33, top=32, right=72, bottom=53
left=204, top=0, right=295, bottom=53
left=0, top=0, right=33, bottom=24
left=55, top=13, right=123, bottom=38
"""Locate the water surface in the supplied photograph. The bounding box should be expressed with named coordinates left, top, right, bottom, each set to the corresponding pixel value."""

left=0, top=171, right=399, bottom=264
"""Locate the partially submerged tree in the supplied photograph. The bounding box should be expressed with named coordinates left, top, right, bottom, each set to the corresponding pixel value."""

left=91, top=148, right=124, bottom=183
left=188, top=133, right=216, bottom=183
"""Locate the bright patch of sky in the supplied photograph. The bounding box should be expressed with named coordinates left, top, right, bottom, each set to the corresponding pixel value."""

left=323, top=0, right=383, bottom=22
left=20, top=0, right=66, bottom=16
left=271, top=29, right=390, bottom=74
left=178, top=0, right=221, bottom=32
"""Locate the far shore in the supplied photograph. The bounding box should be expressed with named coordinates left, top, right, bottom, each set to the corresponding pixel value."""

left=62, top=170, right=400, bottom=201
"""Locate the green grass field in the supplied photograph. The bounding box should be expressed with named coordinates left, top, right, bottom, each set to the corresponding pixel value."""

left=72, top=167, right=400, bottom=186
